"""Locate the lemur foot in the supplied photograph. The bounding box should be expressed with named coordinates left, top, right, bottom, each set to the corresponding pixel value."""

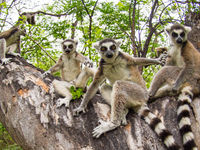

left=73, top=106, right=86, bottom=116
left=1, top=58, right=11, bottom=65
left=92, top=120, right=119, bottom=138
left=42, top=70, right=51, bottom=78
left=56, top=97, right=71, bottom=108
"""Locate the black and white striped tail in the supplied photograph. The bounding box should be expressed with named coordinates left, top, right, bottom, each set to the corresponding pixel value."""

left=177, top=86, right=198, bottom=150
left=138, top=105, right=180, bottom=150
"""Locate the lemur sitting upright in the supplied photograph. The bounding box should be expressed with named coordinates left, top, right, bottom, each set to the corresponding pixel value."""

left=149, top=24, right=199, bottom=150
left=43, top=39, right=95, bottom=107
left=73, top=38, right=180, bottom=150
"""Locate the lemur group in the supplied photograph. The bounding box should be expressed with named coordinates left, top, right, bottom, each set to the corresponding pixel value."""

left=0, top=14, right=199, bottom=150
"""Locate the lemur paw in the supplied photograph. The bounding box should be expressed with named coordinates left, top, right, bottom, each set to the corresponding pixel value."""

left=84, top=61, right=93, bottom=68
left=56, top=98, right=70, bottom=108
left=92, top=121, right=118, bottom=138
left=1, top=58, right=11, bottom=65
left=73, top=106, right=86, bottom=116
left=10, top=53, right=20, bottom=57
left=158, top=53, right=167, bottom=66
left=121, top=118, right=127, bottom=125
left=15, top=53, right=21, bottom=57
left=42, top=70, right=51, bottom=77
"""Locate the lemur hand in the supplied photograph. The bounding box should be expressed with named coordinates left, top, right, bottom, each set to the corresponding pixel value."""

left=42, top=70, right=51, bottom=77
left=158, top=53, right=167, bottom=66
left=73, top=106, right=86, bottom=116
left=84, top=60, right=93, bottom=68
left=1, top=58, right=11, bottom=65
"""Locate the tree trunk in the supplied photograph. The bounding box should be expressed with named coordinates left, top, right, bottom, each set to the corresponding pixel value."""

left=0, top=56, right=200, bottom=150
left=185, top=12, right=200, bottom=51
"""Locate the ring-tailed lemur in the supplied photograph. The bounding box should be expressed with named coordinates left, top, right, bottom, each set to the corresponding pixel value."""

left=73, top=38, right=180, bottom=150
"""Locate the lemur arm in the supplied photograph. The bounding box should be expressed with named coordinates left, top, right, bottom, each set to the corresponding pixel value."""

left=75, top=52, right=93, bottom=67
left=172, top=67, right=192, bottom=92
left=75, top=52, right=86, bottom=63
left=121, top=52, right=165, bottom=66
left=48, top=56, right=63, bottom=74
left=73, top=68, right=105, bottom=115
left=134, top=53, right=167, bottom=66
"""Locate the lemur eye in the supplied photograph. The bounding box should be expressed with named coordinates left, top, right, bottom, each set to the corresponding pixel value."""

left=180, top=32, right=185, bottom=37
left=110, top=45, right=116, bottom=51
left=63, top=45, right=67, bottom=49
left=172, top=32, right=178, bottom=37
left=100, top=46, right=107, bottom=51
left=68, top=44, right=73, bottom=49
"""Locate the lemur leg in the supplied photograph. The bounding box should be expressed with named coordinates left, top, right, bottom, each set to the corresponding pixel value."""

left=148, top=67, right=169, bottom=98
left=100, top=83, right=128, bottom=125
left=0, top=38, right=11, bottom=65
left=153, top=84, right=174, bottom=99
left=93, top=81, right=147, bottom=138
left=100, top=83, right=112, bottom=105
left=75, top=66, right=95, bottom=89
left=149, top=66, right=181, bottom=99
left=53, top=79, right=73, bottom=108
left=7, top=44, right=20, bottom=57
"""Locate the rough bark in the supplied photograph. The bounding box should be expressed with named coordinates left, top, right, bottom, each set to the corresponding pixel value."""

left=0, top=56, right=200, bottom=150
left=185, top=12, right=200, bottom=51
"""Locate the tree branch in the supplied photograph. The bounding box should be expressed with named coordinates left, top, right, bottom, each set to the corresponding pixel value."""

left=0, top=56, right=200, bottom=149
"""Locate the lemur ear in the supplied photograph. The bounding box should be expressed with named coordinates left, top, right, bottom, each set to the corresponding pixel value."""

left=73, top=39, right=78, bottom=45
left=93, top=41, right=100, bottom=50
left=165, top=24, right=172, bottom=34
left=184, top=26, right=192, bottom=33
left=115, top=39, right=122, bottom=47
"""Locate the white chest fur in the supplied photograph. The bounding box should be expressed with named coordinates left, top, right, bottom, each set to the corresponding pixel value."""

left=61, top=54, right=81, bottom=81
left=102, top=58, right=130, bottom=85
left=168, top=44, right=185, bottom=67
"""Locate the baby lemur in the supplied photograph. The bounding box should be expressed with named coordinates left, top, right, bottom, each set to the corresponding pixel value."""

left=44, top=39, right=95, bottom=107
left=149, top=24, right=199, bottom=150
left=73, top=38, right=179, bottom=150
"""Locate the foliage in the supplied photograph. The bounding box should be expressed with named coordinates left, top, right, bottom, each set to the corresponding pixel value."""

left=0, top=123, right=22, bottom=150
left=70, top=86, right=84, bottom=100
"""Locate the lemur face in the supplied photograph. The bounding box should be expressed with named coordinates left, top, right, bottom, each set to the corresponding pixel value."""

left=166, top=24, right=191, bottom=45
left=62, top=39, right=78, bottom=54
left=94, top=39, right=121, bottom=62
left=100, top=42, right=117, bottom=58
left=170, top=29, right=187, bottom=44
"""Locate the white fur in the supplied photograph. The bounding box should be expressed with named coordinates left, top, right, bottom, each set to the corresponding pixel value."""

left=154, top=122, right=165, bottom=135
left=92, top=120, right=118, bottom=138
left=182, top=86, right=193, bottom=96
left=168, top=44, right=185, bottom=67
left=56, top=97, right=72, bottom=108
left=177, top=104, right=190, bottom=115
left=178, top=94, right=192, bottom=103
left=61, top=53, right=81, bottom=81
left=183, top=132, right=194, bottom=144
left=164, top=135, right=176, bottom=148
left=178, top=117, right=191, bottom=129
left=143, top=116, right=151, bottom=124
left=184, top=26, right=192, bottom=33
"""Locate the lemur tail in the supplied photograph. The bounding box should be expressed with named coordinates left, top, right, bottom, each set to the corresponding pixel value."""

left=138, top=105, right=180, bottom=150
left=177, top=86, right=198, bottom=150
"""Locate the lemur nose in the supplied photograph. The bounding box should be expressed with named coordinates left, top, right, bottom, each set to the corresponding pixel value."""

left=65, top=49, right=71, bottom=54
left=177, top=38, right=182, bottom=44
left=106, top=52, right=113, bottom=58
